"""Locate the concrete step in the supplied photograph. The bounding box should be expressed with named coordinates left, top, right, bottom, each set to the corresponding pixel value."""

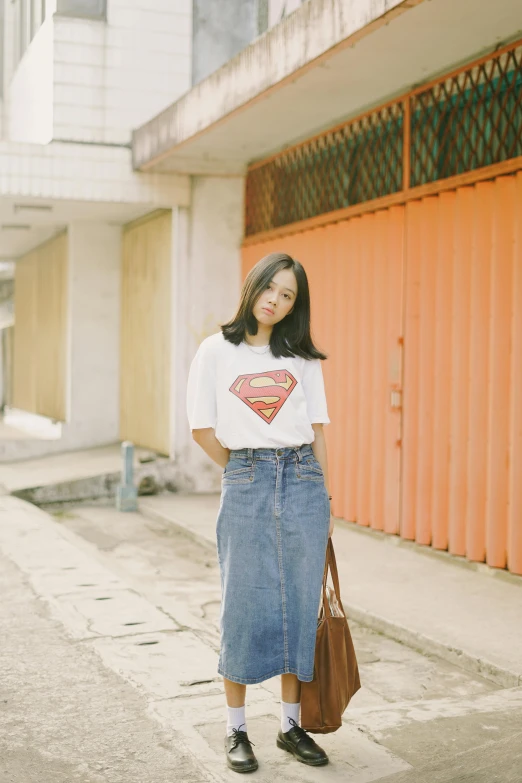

left=139, top=492, right=522, bottom=689
left=0, top=444, right=177, bottom=506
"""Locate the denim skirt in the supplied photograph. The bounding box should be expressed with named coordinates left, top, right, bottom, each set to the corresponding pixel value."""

left=215, top=442, right=330, bottom=685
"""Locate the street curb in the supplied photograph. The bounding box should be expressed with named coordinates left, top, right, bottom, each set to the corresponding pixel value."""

left=12, top=473, right=122, bottom=506
left=10, top=463, right=180, bottom=508
left=343, top=605, right=521, bottom=690
left=139, top=502, right=522, bottom=691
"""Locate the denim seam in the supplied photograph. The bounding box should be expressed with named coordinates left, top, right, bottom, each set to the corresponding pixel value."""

left=277, top=521, right=289, bottom=670
left=222, top=475, right=253, bottom=484
left=217, top=665, right=314, bottom=685
left=222, top=460, right=255, bottom=484
left=274, top=462, right=289, bottom=671
left=230, top=445, right=313, bottom=462
left=223, top=466, right=252, bottom=476
left=295, top=464, right=324, bottom=481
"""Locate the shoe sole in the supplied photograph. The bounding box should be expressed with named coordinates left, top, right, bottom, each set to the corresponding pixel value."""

left=276, top=737, right=329, bottom=766
left=226, top=759, right=259, bottom=773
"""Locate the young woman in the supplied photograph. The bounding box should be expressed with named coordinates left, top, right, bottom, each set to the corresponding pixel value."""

left=186, top=252, right=333, bottom=773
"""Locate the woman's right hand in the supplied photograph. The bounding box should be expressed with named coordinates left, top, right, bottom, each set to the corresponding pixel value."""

left=191, top=428, right=230, bottom=468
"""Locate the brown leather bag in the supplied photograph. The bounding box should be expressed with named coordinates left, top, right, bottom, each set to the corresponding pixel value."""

left=300, top=538, right=361, bottom=734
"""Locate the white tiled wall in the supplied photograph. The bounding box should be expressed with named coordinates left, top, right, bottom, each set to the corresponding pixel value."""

left=4, top=0, right=191, bottom=146
left=53, top=0, right=192, bottom=144
left=6, top=16, right=54, bottom=143
left=0, top=141, right=190, bottom=205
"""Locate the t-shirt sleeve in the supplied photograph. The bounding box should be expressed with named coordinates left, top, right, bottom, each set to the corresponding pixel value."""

left=301, top=358, right=330, bottom=425
left=186, top=339, right=217, bottom=430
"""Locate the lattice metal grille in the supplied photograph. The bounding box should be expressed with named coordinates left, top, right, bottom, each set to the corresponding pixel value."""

left=245, top=40, right=522, bottom=237
left=411, top=45, right=522, bottom=187
left=245, top=104, right=403, bottom=236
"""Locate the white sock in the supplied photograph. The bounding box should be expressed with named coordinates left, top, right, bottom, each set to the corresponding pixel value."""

left=226, top=705, right=247, bottom=737
left=281, top=700, right=300, bottom=733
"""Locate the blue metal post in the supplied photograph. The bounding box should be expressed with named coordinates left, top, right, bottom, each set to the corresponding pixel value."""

left=116, top=440, right=138, bottom=512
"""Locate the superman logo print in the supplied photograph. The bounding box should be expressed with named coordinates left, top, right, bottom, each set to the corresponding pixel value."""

left=229, top=369, right=297, bottom=423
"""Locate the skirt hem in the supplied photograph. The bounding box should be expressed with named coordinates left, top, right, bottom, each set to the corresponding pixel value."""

left=217, top=665, right=314, bottom=685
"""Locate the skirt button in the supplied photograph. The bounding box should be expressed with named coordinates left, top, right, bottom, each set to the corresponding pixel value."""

left=276, top=449, right=282, bottom=456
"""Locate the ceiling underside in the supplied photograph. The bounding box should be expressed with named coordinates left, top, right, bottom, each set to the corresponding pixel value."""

left=0, top=197, right=153, bottom=260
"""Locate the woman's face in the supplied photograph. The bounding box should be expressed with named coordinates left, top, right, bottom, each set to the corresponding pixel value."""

left=252, top=268, right=298, bottom=326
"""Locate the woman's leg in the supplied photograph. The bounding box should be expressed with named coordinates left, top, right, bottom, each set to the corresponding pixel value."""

left=277, top=673, right=328, bottom=766
left=223, top=678, right=258, bottom=772
left=224, top=677, right=248, bottom=738
left=280, top=673, right=301, bottom=733
left=281, top=673, right=301, bottom=703
left=224, top=677, right=246, bottom=708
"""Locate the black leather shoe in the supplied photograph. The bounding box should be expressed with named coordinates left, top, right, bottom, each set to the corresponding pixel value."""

left=277, top=718, right=328, bottom=766
left=224, top=725, right=258, bottom=773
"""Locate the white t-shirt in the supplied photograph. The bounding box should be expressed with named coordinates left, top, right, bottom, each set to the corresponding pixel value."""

left=186, top=331, right=330, bottom=449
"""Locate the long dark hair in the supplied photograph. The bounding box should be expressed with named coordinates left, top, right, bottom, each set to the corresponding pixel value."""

left=220, top=252, right=328, bottom=360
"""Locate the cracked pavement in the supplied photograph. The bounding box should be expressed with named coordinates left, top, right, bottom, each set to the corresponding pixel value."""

left=0, top=496, right=521, bottom=782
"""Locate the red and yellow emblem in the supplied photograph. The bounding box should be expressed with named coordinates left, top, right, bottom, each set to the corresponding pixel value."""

left=229, top=369, right=297, bottom=423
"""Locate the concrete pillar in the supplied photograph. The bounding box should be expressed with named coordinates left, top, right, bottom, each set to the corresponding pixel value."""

left=172, top=176, right=244, bottom=490
left=66, top=222, right=121, bottom=448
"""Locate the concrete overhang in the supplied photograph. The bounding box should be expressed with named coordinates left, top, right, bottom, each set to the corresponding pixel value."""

left=133, top=0, right=522, bottom=176
left=0, top=140, right=190, bottom=258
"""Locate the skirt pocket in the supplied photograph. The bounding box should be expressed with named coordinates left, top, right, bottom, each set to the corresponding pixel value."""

left=295, top=455, right=324, bottom=482
left=222, top=456, right=255, bottom=484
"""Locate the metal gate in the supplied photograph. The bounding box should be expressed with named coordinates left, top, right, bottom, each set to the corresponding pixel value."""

left=120, top=211, right=172, bottom=455
left=402, top=174, right=522, bottom=573
left=242, top=205, right=404, bottom=535
left=243, top=171, right=522, bottom=574
left=13, top=232, right=68, bottom=421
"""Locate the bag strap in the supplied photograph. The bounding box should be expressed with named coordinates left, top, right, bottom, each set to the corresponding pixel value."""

left=321, top=539, right=346, bottom=618
left=321, top=546, right=331, bottom=618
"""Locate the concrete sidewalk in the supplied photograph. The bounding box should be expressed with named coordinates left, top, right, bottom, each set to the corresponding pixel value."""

left=1, top=492, right=521, bottom=782
left=140, top=493, right=522, bottom=689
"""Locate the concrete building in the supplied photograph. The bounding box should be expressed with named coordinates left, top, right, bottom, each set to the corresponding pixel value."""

left=0, top=0, right=306, bottom=464
left=0, top=0, right=191, bottom=460
left=2, top=0, right=522, bottom=575
left=133, top=0, right=522, bottom=576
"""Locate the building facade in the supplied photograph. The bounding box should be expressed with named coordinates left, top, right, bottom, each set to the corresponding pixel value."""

left=0, top=0, right=191, bottom=460
left=2, top=0, right=522, bottom=575
left=133, top=0, right=522, bottom=575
